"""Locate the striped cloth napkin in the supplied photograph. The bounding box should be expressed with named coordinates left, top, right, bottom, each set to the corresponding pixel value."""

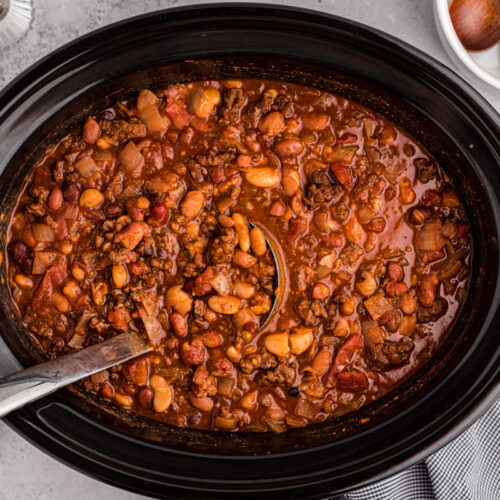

left=342, top=400, right=499, bottom=500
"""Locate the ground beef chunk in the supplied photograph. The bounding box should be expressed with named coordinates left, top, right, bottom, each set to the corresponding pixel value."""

left=99, top=118, right=146, bottom=143
left=193, top=299, right=206, bottom=318
left=196, top=151, right=236, bottom=168
left=89, top=316, right=109, bottom=334
left=191, top=365, right=217, bottom=398
left=416, top=297, right=448, bottom=323
left=339, top=243, right=364, bottom=266
left=297, top=298, right=320, bottom=326
left=305, top=169, right=341, bottom=209
left=292, top=265, right=315, bottom=292
left=378, top=309, right=402, bottom=333
left=185, top=151, right=236, bottom=183
left=240, top=355, right=258, bottom=374
left=247, top=91, right=274, bottom=127
left=275, top=94, right=295, bottom=119
left=209, top=228, right=238, bottom=264
left=260, top=362, right=296, bottom=386
left=369, top=338, right=415, bottom=369
left=415, top=158, right=437, bottom=183
left=261, top=350, right=278, bottom=370
left=185, top=159, right=207, bottom=183
left=332, top=202, right=350, bottom=222
left=220, top=89, right=246, bottom=123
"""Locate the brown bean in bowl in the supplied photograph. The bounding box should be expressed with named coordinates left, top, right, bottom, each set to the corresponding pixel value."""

left=6, top=80, right=472, bottom=432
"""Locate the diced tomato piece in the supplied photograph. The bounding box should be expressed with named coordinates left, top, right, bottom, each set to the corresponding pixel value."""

left=330, top=162, right=354, bottom=190
left=325, top=332, right=364, bottom=383
left=165, top=101, right=191, bottom=129
left=337, top=133, right=357, bottom=144
left=337, top=369, right=369, bottom=392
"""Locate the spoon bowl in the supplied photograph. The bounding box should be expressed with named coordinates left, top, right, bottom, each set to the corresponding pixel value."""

left=450, top=0, right=500, bottom=51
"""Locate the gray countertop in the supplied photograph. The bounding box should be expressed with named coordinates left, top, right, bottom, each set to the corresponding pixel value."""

left=0, top=1, right=498, bottom=499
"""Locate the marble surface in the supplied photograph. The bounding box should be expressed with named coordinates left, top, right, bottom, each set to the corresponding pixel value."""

left=0, top=1, right=498, bottom=499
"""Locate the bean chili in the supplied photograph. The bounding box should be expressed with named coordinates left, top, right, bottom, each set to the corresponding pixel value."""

left=6, top=79, right=472, bottom=432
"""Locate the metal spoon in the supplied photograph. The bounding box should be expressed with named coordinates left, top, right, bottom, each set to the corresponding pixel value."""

left=0, top=224, right=286, bottom=418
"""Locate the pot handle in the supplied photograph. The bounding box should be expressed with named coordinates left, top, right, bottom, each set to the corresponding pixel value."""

left=0, top=331, right=149, bottom=418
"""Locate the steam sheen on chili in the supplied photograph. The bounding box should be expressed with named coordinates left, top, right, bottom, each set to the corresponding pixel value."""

left=6, top=80, right=472, bottom=432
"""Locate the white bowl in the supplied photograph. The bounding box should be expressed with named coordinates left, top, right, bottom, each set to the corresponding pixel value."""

left=434, top=0, right=500, bottom=90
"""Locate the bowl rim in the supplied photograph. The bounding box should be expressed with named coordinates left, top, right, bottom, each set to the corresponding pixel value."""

left=0, top=3, right=499, bottom=498
left=433, top=0, right=500, bottom=90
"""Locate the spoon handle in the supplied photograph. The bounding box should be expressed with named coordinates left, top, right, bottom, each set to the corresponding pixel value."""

left=0, top=331, right=149, bottom=418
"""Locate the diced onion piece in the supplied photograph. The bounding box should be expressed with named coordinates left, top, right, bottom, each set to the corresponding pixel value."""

left=326, top=144, right=358, bottom=163
left=118, top=141, right=144, bottom=174
left=137, top=89, right=159, bottom=112
left=138, top=104, right=167, bottom=136
left=363, top=293, right=393, bottom=320
left=416, top=221, right=446, bottom=251
left=137, top=304, right=166, bottom=347
left=217, top=377, right=235, bottom=397
left=75, top=156, right=97, bottom=177
left=32, top=224, right=55, bottom=242
left=32, top=251, right=58, bottom=275
left=361, top=320, right=386, bottom=345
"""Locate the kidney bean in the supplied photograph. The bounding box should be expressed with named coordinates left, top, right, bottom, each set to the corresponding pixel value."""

left=136, top=387, right=153, bottom=409
left=387, top=262, right=404, bottom=282
left=9, top=241, right=29, bottom=264
left=62, top=181, right=80, bottom=203
left=170, top=312, right=188, bottom=337
left=269, top=200, right=285, bottom=216
left=408, top=206, right=433, bottom=225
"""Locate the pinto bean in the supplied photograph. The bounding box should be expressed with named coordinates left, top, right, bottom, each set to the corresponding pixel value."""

left=47, top=188, right=63, bottom=211
left=83, top=117, right=101, bottom=144
left=232, top=213, right=250, bottom=252
left=245, top=167, right=281, bottom=188
left=302, top=112, right=330, bottom=131
left=259, top=111, right=285, bottom=135
left=274, top=138, right=304, bottom=157
left=14, top=274, right=33, bottom=289
left=112, top=264, right=128, bottom=288
left=189, top=393, right=214, bottom=412
left=170, top=312, right=188, bottom=337
left=181, top=190, right=205, bottom=220
left=193, top=88, right=221, bottom=118
left=311, top=349, right=333, bottom=377
left=282, top=167, right=301, bottom=196
left=233, top=249, right=257, bottom=268
left=114, top=222, right=147, bottom=250
left=356, top=272, right=377, bottom=297
left=418, top=272, right=439, bottom=307
left=399, top=177, right=416, bottom=204
left=250, top=227, right=267, bottom=256
left=208, top=295, right=241, bottom=315
left=150, top=375, right=173, bottom=412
